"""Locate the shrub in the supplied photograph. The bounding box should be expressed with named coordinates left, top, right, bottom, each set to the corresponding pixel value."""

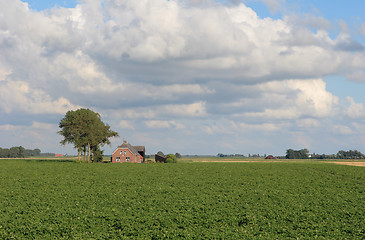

left=166, top=154, right=177, bottom=163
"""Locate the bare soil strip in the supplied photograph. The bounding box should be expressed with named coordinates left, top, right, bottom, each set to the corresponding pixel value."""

left=199, top=160, right=365, bottom=167
left=329, top=162, right=365, bottom=167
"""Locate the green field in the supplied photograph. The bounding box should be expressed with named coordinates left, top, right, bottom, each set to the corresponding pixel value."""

left=1, top=160, right=364, bottom=239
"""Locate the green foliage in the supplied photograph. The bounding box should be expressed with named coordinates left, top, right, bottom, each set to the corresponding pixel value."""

left=156, top=151, right=164, bottom=157
left=0, top=146, right=37, bottom=158
left=25, top=148, right=41, bottom=157
left=175, top=152, right=182, bottom=159
left=337, top=150, right=365, bottom=159
left=286, top=149, right=365, bottom=159
left=1, top=160, right=364, bottom=239
left=286, top=149, right=309, bottom=159
left=166, top=154, right=177, bottom=163
left=58, top=108, right=119, bottom=162
left=92, top=146, right=104, bottom=162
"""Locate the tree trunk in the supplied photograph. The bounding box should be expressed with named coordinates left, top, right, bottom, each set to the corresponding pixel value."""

left=88, top=143, right=91, bottom=163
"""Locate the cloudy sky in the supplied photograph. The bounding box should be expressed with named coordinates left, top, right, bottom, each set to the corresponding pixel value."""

left=0, top=0, right=364, bottom=156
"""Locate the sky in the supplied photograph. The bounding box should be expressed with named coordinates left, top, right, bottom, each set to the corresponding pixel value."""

left=0, top=0, right=364, bottom=156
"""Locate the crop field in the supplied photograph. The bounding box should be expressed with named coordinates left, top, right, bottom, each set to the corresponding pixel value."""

left=1, top=160, right=365, bottom=239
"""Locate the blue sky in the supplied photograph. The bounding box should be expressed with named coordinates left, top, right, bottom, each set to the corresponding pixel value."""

left=1, top=0, right=365, bottom=156
left=23, top=0, right=78, bottom=10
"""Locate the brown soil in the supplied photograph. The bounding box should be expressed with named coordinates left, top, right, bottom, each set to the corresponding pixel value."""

left=199, top=160, right=365, bottom=167
left=329, top=162, right=365, bottom=167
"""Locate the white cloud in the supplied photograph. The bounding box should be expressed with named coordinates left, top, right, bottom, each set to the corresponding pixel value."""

left=345, top=97, right=365, bottom=118
left=296, top=118, right=320, bottom=129
left=332, top=125, right=353, bottom=135
left=0, top=66, right=11, bottom=81
left=0, top=124, right=19, bottom=131
left=0, top=80, right=80, bottom=114
left=145, top=120, right=185, bottom=129
left=234, top=79, right=339, bottom=120
left=118, top=120, right=135, bottom=130
left=163, top=102, right=207, bottom=117
left=50, top=51, right=123, bottom=94
left=111, top=102, right=206, bottom=121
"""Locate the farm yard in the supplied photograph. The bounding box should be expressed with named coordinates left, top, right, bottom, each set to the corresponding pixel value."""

left=1, top=159, right=365, bottom=239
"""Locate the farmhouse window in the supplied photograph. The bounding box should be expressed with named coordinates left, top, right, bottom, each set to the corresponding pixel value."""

left=126, top=157, right=130, bottom=162
left=116, top=157, right=120, bottom=162
left=124, top=151, right=126, bottom=155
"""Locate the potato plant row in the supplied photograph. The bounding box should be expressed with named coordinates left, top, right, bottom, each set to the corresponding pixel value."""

left=0, top=160, right=364, bottom=239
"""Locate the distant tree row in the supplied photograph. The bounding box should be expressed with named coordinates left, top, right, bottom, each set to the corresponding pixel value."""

left=286, top=149, right=365, bottom=159
left=0, top=146, right=41, bottom=158
left=217, top=153, right=246, bottom=158
left=336, top=150, right=365, bottom=159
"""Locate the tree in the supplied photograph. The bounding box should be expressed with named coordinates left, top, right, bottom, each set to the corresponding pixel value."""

left=166, top=154, right=177, bottom=163
left=58, top=108, right=119, bottom=162
left=175, top=153, right=182, bottom=159
left=337, top=150, right=365, bottom=159
left=286, top=149, right=309, bottom=159
left=156, top=151, right=165, bottom=157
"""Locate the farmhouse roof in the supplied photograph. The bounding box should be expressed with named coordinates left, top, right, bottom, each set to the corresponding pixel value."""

left=133, top=146, right=145, bottom=152
left=117, top=141, right=145, bottom=156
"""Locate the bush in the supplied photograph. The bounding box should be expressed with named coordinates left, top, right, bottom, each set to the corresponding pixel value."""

left=166, top=154, right=177, bottom=163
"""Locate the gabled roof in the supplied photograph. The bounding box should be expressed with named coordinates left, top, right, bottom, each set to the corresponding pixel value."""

left=115, top=141, right=145, bottom=156
left=133, top=146, right=145, bottom=152
left=118, top=142, right=139, bottom=155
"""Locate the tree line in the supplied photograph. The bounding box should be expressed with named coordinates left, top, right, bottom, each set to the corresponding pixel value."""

left=0, top=146, right=41, bottom=158
left=58, top=108, right=118, bottom=162
left=286, top=149, right=365, bottom=159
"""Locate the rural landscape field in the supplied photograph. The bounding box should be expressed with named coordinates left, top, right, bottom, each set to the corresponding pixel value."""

left=1, top=0, right=365, bottom=239
left=1, top=158, right=364, bottom=239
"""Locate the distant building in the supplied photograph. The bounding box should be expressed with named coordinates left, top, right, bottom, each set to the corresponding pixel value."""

left=111, top=141, right=145, bottom=163
left=265, top=155, right=276, bottom=159
left=155, top=154, right=167, bottom=163
left=55, top=154, right=63, bottom=157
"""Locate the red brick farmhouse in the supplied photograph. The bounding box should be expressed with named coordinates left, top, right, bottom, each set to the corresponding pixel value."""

left=111, top=141, right=145, bottom=163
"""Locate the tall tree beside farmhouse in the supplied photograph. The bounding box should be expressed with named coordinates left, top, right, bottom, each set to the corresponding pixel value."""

left=58, top=108, right=119, bottom=162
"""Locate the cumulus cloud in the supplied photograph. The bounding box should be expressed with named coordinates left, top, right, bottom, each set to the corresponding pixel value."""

left=145, top=120, right=185, bottom=129
left=345, top=97, right=365, bottom=118
left=0, top=80, right=80, bottom=114
left=0, top=0, right=364, bottom=155
left=228, top=79, right=339, bottom=120
left=118, top=120, right=135, bottom=130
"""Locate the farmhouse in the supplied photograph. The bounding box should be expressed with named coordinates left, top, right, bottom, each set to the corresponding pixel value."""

left=111, top=141, right=145, bottom=163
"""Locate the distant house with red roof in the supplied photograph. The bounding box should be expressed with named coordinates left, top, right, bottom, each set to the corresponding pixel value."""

left=111, top=141, right=145, bottom=163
